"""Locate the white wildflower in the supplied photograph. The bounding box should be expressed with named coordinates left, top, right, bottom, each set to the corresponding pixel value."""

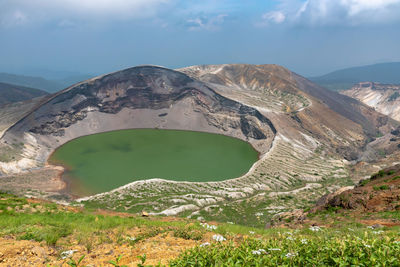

left=212, top=234, right=226, bottom=242
left=286, top=236, right=294, bottom=241
left=286, top=252, right=296, bottom=258
left=367, top=226, right=374, bottom=229
left=309, top=226, right=321, bottom=232
left=61, top=250, right=78, bottom=259
left=301, top=239, right=308, bottom=244
left=372, top=230, right=384, bottom=234
left=249, top=231, right=255, bottom=235
left=268, top=248, right=281, bottom=251
left=255, top=212, right=263, bottom=216
left=200, top=242, right=210, bottom=247
left=252, top=249, right=266, bottom=255
left=200, top=223, right=217, bottom=231
left=364, top=244, right=371, bottom=248
left=126, top=236, right=136, bottom=241
left=227, top=222, right=234, bottom=224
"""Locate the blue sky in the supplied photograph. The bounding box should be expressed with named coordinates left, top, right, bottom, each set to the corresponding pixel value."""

left=1, top=0, right=400, bottom=77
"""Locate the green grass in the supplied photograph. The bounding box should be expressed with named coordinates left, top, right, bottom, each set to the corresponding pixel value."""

left=0, top=192, right=194, bottom=247
left=170, top=232, right=400, bottom=266
left=49, top=129, right=258, bottom=196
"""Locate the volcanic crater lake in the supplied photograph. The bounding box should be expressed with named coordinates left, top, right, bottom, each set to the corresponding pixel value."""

left=49, top=129, right=259, bottom=196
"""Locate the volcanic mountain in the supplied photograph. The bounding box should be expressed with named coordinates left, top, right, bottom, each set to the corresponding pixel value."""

left=0, top=64, right=398, bottom=224
left=0, top=66, right=275, bottom=172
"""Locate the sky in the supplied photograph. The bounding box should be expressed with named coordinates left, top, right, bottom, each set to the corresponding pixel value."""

left=0, top=0, right=400, bottom=77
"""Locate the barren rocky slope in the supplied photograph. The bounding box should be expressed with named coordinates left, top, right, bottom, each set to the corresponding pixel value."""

left=180, top=64, right=394, bottom=158
left=342, top=82, right=400, bottom=121
left=0, top=64, right=398, bottom=226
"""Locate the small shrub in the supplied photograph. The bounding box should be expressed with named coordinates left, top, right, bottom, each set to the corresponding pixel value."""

left=326, top=206, right=341, bottom=213
left=387, top=170, right=396, bottom=175
left=371, top=170, right=386, bottom=179
left=279, top=195, right=294, bottom=201
left=173, top=226, right=204, bottom=241
left=373, top=185, right=389, bottom=191
left=359, top=179, right=370, bottom=186
left=392, top=176, right=400, bottom=181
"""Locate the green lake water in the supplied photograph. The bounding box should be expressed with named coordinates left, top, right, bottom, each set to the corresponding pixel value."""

left=49, top=129, right=259, bottom=196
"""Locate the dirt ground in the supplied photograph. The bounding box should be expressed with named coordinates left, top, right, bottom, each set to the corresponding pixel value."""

left=0, top=230, right=211, bottom=266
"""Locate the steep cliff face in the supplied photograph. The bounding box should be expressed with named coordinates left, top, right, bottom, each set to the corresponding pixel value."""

left=1, top=66, right=276, bottom=172
left=342, top=82, right=400, bottom=122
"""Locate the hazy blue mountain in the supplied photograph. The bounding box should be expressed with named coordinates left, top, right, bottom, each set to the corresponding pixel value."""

left=0, top=82, right=48, bottom=106
left=310, top=62, right=400, bottom=91
left=0, top=72, right=94, bottom=93
left=0, top=73, right=62, bottom=92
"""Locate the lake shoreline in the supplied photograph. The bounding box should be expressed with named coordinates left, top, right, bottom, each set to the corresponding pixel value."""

left=48, top=128, right=260, bottom=196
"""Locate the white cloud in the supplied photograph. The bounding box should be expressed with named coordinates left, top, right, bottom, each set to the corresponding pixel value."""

left=46, top=0, right=169, bottom=15
left=0, top=10, right=27, bottom=27
left=185, top=14, right=227, bottom=31
left=261, top=0, right=400, bottom=26
left=0, top=0, right=171, bottom=27
left=262, top=11, right=286, bottom=24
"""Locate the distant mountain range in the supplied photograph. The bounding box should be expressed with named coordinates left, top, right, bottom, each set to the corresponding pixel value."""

left=310, top=62, right=400, bottom=91
left=0, top=72, right=93, bottom=93
left=0, top=82, right=48, bottom=106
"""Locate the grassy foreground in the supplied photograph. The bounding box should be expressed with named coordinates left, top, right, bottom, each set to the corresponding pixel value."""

left=0, top=192, right=399, bottom=266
